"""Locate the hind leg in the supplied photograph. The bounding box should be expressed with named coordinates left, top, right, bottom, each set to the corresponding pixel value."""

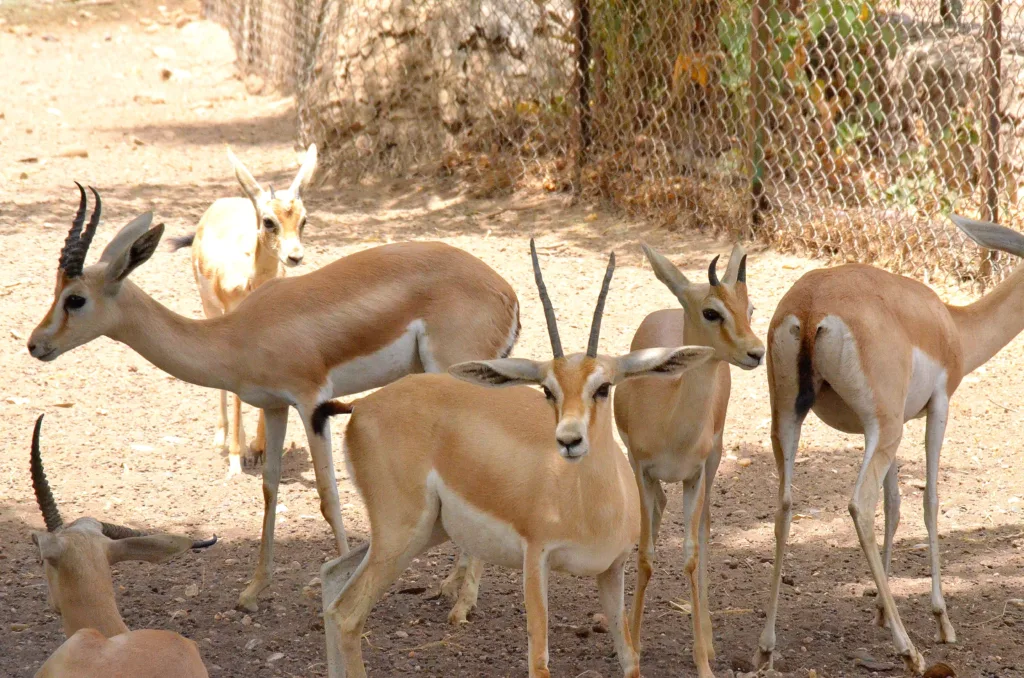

left=597, top=553, right=639, bottom=678
left=447, top=555, right=484, bottom=624
left=875, top=459, right=901, bottom=627
left=924, top=393, right=956, bottom=643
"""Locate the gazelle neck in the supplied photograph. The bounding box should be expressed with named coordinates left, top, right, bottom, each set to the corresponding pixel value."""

left=948, top=263, right=1024, bottom=375
left=252, top=238, right=283, bottom=288
left=106, top=280, right=241, bottom=392
left=60, top=577, right=128, bottom=638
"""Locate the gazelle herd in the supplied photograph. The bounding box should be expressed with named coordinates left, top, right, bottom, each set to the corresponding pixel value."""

left=19, top=162, right=1024, bottom=676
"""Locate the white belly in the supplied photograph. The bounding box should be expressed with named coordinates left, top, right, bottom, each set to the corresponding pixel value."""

left=431, top=472, right=525, bottom=570
left=903, top=347, right=946, bottom=420
left=328, top=320, right=426, bottom=397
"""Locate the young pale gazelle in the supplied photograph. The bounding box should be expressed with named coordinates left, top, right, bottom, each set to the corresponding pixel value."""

left=27, top=185, right=518, bottom=614
left=313, top=241, right=715, bottom=678
left=169, top=144, right=318, bottom=476
left=614, top=244, right=764, bottom=677
left=29, top=415, right=217, bottom=678
left=754, top=213, right=1024, bottom=673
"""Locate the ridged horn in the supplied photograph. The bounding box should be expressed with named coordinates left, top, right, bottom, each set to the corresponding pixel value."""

left=63, top=187, right=102, bottom=278
left=530, top=238, right=564, bottom=358
left=586, top=252, right=616, bottom=358
left=100, top=522, right=146, bottom=540
left=707, top=254, right=720, bottom=287
left=58, top=183, right=88, bottom=275
left=30, top=415, right=63, bottom=532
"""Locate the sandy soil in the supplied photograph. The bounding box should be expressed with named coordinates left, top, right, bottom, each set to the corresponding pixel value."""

left=1, top=2, right=1022, bottom=677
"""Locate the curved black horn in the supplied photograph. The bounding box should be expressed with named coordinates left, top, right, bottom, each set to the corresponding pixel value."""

left=530, top=238, right=564, bottom=358
left=58, top=183, right=88, bottom=274
left=100, top=522, right=146, bottom=540
left=63, top=187, right=102, bottom=278
left=30, top=415, right=63, bottom=532
left=707, top=255, right=720, bottom=287
left=191, top=535, right=218, bottom=550
left=736, top=254, right=747, bottom=284
left=586, top=252, right=616, bottom=358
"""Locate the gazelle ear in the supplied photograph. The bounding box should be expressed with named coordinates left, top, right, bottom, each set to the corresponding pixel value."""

left=105, top=534, right=193, bottom=565
left=32, top=531, right=64, bottom=566
left=104, top=223, right=165, bottom=289
left=289, top=143, right=318, bottom=197
left=449, top=359, right=545, bottom=387
left=949, top=214, right=1024, bottom=258
left=723, top=243, right=746, bottom=284
left=227, top=146, right=263, bottom=203
left=641, top=242, right=693, bottom=307
left=615, top=346, right=715, bottom=382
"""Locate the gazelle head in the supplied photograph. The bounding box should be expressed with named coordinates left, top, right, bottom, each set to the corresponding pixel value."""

left=28, top=415, right=217, bottom=632
left=228, top=144, right=317, bottom=268
left=641, top=243, right=765, bottom=370
left=27, top=185, right=165, bottom=362
left=450, top=240, right=714, bottom=461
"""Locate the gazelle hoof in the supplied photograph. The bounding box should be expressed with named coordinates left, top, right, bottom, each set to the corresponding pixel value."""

left=242, top=449, right=264, bottom=469
left=901, top=648, right=927, bottom=675
left=753, top=647, right=775, bottom=670
left=236, top=595, right=260, bottom=613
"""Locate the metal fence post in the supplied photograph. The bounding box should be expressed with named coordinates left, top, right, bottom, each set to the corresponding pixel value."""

left=980, top=0, right=1002, bottom=281
left=748, top=0, right=771, bottom=238
left=572, top=0, right=593, bottom=197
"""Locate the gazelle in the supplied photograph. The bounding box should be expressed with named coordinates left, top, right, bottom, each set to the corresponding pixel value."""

left=29, top=414, right=217, bottom=678
left=27, top=185, right=519, bottom=614
left=754, top=213, right=1024, bottom=673
left=169, top=144, right=318, bottom=476
left=314, top=240, right=715, bottom=678
left=614, top=244, right=764, bottom=677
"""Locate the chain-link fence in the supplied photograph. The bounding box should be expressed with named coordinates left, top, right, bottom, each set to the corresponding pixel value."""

left=203, top=0, right=1024, bottom=283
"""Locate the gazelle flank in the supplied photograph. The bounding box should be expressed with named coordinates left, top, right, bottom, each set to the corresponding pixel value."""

left=314, top=240, right=715, bottom=678
left=29, top=415, right=217, bottom=678
left=27, top=185, right=519, bottom=617
left=755, top=213, right=1024, bottom=674
left=614, top=243, right=764, bottom=678
left=168, top=144, right=318, bottom=476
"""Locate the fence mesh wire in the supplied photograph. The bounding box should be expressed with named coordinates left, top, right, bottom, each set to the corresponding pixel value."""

left=203, top=0, right=1024, bottom=283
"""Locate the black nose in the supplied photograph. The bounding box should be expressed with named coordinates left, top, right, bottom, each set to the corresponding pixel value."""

left=748, top=349, right=765, bottom=361
left=288, top=255, right=302, bottom=265
left=28, top=342, right=36, bottom=352
left=558, top=436, right=583, bottom=450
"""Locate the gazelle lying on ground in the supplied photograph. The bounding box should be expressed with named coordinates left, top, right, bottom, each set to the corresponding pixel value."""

left=169, top=144, right=318, bottom=476
left=314, top=240, right=715, bottom=678
left=27, top=185, right=518, bottom=615
left=754, top=213, right=1024, bottom=673
left=29, top=414, right=217, bottom=678
left=614, top=244, right=764, bottom=678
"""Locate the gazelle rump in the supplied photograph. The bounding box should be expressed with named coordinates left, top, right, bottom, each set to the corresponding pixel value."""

left=755, top=214, right=1024, bottom=673
left=315, top=241, right=715, bottom=678
left=27, top=185, right=520, bottom=614
left=614, top=243, right=764, bottom=678
left=168, top=144, right=318, bottom=476
left=29, top=415, right=216, bottom=678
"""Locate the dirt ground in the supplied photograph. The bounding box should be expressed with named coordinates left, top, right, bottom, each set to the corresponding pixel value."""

left=1, top=2, right=1023, bottom=677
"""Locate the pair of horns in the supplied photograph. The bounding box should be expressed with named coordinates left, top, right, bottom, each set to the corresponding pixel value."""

left=59, top=183, right=102, bottom=278
left=707, top=253, right=747, bottom=287
left=30, top=414, right=217, bottom=550
left=530, top=239, right=615, bottom=359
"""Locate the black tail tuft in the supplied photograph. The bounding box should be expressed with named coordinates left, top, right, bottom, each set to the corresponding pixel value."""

left=794, top=331, right=816, bottom=418
left=167, top=233, right=196, bottom=251
left=312, top=400, right=354, bottom=437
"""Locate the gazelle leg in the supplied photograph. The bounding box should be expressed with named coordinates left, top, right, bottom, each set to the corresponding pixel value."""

left=754, top=407, right=802, bottom=669
left=850, top=422, right=925, bottom=673
left=924, top=394, right=956, bottom=643
left=439, top=551, right=470, bottom=599
left=324, top=521, right=442, bottom=678
left=523, top=546, right=551, bottom=678
left=875, top=459, right=901, bottom=627
left=215, top=389, right=229, bottom=452
left=597, top=553, right=639, bottom=678
left=238, top=406, right=288, bottom=612
left=447, top=555, right=484, bottom=625
left=628, top=464, right=664, bottom=649
left=680, top=468, right=714, bottom=678
left=302, top=409, right=349, bottom=556
left=248, top=408, right=267, bottom=468
left=698, top=438, right=723, bottom=661
left=229, top=393, right=247, bottom=471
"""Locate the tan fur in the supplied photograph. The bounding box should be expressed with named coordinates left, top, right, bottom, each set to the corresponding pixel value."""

left=317, top=248, right=715, bottom=678
left=36, top=628, right=206, bottom=678
left=186, top=146, right=316, bottom=476
left=613, top=245, right=764, bottom=678
left=29, top=209, right=520, bottom=616
left=755, top=262, right=1024, bottom=674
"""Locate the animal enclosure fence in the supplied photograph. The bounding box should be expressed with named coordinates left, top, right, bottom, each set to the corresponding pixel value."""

left=202, top=0, right=1024, bottom=283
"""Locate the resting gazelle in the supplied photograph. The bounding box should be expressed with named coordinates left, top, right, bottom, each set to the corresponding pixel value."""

left=314, top=240, right=715, bottom=678
left=169, top=144, right=318, bottom=476
left=27, top=185, right=518, bottom=615
left=29, top=415, right=217, bottom=678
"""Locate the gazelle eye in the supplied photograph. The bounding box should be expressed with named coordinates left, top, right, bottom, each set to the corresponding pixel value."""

left=594, top=383, right=611, bottom=400
left=702, top=308, right=722, bottom=322
left=64, top=295, right=86, bottom=310
left=262, top=218, right=277, bottom=232
left=541, top=386, right=554, bottom=401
